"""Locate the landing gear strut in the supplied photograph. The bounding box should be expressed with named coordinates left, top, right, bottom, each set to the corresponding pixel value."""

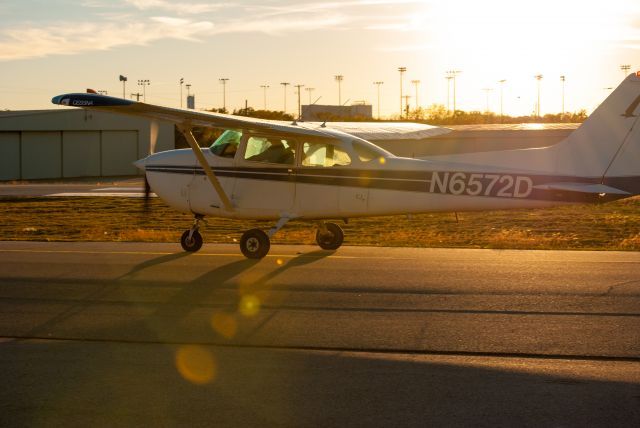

left=181, top=215, right=204, bottom=252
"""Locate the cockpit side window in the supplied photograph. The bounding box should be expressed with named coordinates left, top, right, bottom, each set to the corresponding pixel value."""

left=302, top=142, right=351, bottom=167
left=244, top=136, right=296, bottom=165
left=210, top=130, right=242, bottom=158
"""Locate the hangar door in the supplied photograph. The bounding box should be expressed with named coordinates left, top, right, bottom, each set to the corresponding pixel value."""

left=63, top=131, right=101, bottom=177
left=0, top=132, right=20, bottom=180
left=101, top=131, right=139, bottom=176
left=21, top=132, right=62, bottom=180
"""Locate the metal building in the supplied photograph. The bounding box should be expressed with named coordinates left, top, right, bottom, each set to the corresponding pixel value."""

left=0, top=109, right=174, bottom=181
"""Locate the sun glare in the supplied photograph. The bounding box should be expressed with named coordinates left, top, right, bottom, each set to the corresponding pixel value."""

left=411, top=0, right=639, bottom=114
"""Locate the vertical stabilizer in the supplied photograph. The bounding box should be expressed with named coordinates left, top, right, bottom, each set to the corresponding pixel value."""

left=552, top=73, right=640, bottom=178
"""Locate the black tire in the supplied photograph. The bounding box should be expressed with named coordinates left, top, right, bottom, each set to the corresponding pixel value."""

left=181, top=230, right=203, bottom=252
left=240, top=229, right=271, bottom=259
left=316, top=222, right=344, bottom=250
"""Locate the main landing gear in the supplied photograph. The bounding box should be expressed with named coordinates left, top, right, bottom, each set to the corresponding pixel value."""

left=180, top=216, right=345, bottom=259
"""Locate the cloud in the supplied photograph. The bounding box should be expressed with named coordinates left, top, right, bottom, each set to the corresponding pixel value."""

left=0, top=18, right=213, bottom=61
left=124, top=0, right=233, bottom=15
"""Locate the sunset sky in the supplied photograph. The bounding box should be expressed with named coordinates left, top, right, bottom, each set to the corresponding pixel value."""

left=1, top=0, right=639, bottom=117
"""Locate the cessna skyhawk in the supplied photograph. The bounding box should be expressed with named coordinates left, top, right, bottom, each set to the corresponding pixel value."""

left=52, top=72, right=640, bottom=258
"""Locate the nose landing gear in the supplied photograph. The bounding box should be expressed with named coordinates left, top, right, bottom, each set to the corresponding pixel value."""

left=180, top=215, right=204, bottom=252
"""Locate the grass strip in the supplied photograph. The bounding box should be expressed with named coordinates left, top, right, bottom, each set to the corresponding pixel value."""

left=1, top=196, right=639, bottom=251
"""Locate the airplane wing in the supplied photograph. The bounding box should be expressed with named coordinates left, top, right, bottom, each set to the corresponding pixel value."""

left=51, top=93, right=329, bottom=138
left=51, top=93, right=446, bottom=140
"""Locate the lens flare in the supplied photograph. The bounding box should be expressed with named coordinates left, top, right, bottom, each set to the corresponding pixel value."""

left=211, top=312, right=238, bottom=339
left=239, top=294, right=261, bottom=317
left=175, top=345, right=217, bottom=385
left=378, top=157, right=386, bottom=165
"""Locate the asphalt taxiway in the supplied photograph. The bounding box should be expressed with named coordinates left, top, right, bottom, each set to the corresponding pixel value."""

left=1, top=241, right=639, bottom=427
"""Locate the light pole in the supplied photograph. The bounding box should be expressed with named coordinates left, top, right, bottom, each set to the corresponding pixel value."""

left=186, top=84, right=191, bottom=97
left=137, top=79, right=150, bottom=102
left=534, top=74, right=543, bottom=117
left=621, top=64, right=631, bottom=81
left=398, top=67, right=406, bottom=118
left=305, top=87, right=315, bottom=105
left=180, top=77, right=184, bottom=108
left=294, top=84, right=304, bottom=119
left=219, top=78, right=229, bottom=112
left=402, top=95, right=411, bottom=119
left=260, top=85, right=269, bottom=110
left=334, top=75, right=344, bottom=105
left=560, top=75, right=566, bottom=118
left=119, top=75, right=127, bottom=99
left=373, top=81, right=384, bottom=119
left=447, top=70, right=461, bottom=113
left=411, top=80, right=420, bottom=112
left=445, top=75, right=453, bottom=114
left=498, top=79, right=506, bottom=119
left=280, top=82, right=290, bottom=113
left=482, top=88, right=493, bottom=113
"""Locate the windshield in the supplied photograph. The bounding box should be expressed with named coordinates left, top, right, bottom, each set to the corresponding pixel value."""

left=210, top=130, right=242, bottom=158
left=351, top=139, right=392, bottom=162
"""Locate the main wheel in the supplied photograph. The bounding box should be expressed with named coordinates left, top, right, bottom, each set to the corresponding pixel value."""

left=240, top=229, right=271, bottom=259
left=316, top=222, right=344, bottom=250
left=181, top=230, right=203, bottom=252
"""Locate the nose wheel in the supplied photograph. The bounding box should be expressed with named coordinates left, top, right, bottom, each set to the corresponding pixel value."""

left=316, top=222, right=344, bottom=250
left=181, top=215, right=204, bottom=252
left=181, top=229, right=203, bottom=252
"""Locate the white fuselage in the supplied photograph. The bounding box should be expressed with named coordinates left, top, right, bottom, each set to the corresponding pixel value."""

left=144, top=140, right=577, bottom=221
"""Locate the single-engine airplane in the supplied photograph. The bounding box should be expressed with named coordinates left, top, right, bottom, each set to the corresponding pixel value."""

left=52, top=72, right=640, bottom=258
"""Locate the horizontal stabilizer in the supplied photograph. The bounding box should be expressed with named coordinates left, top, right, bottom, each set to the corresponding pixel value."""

left=533, top=182, right=630, bottom=195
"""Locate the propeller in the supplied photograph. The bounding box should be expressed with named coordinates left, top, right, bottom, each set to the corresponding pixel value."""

left=143, top=120, right=159, bottom=211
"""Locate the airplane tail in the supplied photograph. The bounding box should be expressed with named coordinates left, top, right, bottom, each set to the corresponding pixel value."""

left=552, top=73, right=640, bottom=190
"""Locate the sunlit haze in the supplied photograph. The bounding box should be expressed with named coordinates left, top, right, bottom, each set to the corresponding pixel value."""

left=1, top=0, right=639, bottom=117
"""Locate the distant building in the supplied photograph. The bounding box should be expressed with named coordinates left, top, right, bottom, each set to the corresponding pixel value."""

left=301, top=104, right=372, bottom=121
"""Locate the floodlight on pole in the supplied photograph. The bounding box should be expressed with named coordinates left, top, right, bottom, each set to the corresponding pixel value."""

left=305, top=87, right=315, bottom=105
left=294, top=84, right=304, bottom=119
left=119, top=75, right=127, bottom=99
left=334, top=75, right=344, bottom=105
left=498, top=79, right=506, bottom=119
left=180, top=77, right=184, bottom=108
left=621, top=64, right=631, bottom=80
left=260, top=85, right=269, bottom=110
left=482, top=88, right=493, bottom=113
left=411, top=80, right=420, bottom=111
left=219, top=78, right=229, bottom=112
left=137, top=79, right=150, bottom=102
left=373, top=81, right=384, bottom=119
left=398, top=67, right=406, bottom=118
left=446, top=70, right=461, bottom=114
left=445, top=76, right=453, bottom=114
left=560, top=75, right=566, bottom=118
left=534, top=74, right=543, bottom=117
left=280, top=82, right=290, bottom=113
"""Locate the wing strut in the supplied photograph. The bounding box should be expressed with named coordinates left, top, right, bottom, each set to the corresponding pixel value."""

left=177, top=123, right=234, bottom=212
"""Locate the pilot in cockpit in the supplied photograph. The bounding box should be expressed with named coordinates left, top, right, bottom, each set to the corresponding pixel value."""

left=248, top=140, right=295, bottom=164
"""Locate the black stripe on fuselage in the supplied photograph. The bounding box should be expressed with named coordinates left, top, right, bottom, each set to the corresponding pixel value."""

left=145, top=164, right=639, bottom=203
